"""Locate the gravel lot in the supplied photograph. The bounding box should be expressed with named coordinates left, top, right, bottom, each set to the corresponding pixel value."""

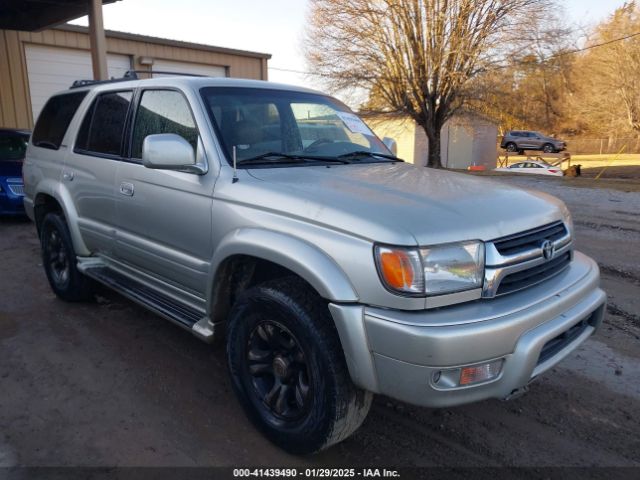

left=0, top=175, right=638, bottom=471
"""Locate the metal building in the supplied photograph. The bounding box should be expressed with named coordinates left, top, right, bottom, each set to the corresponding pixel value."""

left=0, top=1, right=270, bottom=129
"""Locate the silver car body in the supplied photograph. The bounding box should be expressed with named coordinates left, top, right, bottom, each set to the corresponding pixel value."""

left=23, top=77, right=605, bottom=408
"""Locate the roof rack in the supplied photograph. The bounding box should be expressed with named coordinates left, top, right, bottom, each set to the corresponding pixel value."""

left=140, top=70, right=206, bottom=77
left=70, top=70, right=138, bottom=89
left=69, top=70, right=206, bottom=89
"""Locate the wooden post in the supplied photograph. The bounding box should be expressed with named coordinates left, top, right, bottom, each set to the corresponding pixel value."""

left=88, top=0, right=108, bottom=80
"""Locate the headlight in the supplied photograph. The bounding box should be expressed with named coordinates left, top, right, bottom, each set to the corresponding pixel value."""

left=375, top=241, right=484, bottom=296
left=560, top=204, right=573, bottom=235
left=420, top=241, right=485, bottom=295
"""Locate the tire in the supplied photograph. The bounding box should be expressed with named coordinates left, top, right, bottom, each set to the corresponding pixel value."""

left=543, top=143, right=555, bottom=153
left=40, top=212, right=93, bottom=302
left=505, top=142, right=518, bottom=153
left=226, top=277, right=372, bottom=454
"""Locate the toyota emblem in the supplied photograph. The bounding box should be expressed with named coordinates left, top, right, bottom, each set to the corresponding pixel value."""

left=542, top=240, right=555, bottom=260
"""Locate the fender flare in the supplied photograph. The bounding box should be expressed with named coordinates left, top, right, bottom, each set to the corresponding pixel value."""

left=33, top=179, right=91, bottom=256
left=208, top=227, right=359, bottom=304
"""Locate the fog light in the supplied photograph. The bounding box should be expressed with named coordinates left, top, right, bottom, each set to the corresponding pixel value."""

left=459, top=360, right=503, bottom=386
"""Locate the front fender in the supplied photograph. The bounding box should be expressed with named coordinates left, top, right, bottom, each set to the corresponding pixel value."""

left=209, top=227, right=359, bottom=305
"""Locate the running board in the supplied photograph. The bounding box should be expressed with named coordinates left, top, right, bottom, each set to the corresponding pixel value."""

left=83, top=265, right=213, bottom=340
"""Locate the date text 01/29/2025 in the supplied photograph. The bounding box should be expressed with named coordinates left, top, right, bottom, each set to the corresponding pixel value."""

left=233, top=468, right=400, bottom=478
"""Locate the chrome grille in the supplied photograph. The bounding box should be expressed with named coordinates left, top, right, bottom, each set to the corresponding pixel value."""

left=494, top=221, right=567, bottom=256
left=7, top=183, right=25, bottom=196
left=496, top=251, right=571, bottom=295
left=483, top=221, right=572, bottom=298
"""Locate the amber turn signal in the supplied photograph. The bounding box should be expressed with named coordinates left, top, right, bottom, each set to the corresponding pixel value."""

left=375, top=246, right=424, bottom=294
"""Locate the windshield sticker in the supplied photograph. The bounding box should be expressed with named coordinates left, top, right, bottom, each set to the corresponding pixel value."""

left=336, top=112, right=374, bottom=136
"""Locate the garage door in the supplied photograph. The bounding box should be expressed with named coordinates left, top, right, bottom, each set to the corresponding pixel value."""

left=152, top=59, right=226, bottom=78
left=25, top=45, right=132, bottom=121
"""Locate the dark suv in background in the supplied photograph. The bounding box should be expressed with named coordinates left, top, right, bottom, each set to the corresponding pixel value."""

left=501, top=130, right=566, bottom=154
left=0, top=128, right=29, bottom=216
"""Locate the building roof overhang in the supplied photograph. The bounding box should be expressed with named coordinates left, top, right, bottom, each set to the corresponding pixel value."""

left=0, top=0, right=120, bottom=31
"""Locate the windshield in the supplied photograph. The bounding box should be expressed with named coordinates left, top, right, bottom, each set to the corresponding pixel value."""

left=200, top=87, right=392, bottom=165
left=0, top=133, right=28, bottom=162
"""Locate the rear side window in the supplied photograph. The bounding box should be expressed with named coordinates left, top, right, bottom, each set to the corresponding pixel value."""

left=131, top=89, right=198, bottom=159
left=76, top=91, right=133, bottom=156
left=31, top=92, right=87, bottom=150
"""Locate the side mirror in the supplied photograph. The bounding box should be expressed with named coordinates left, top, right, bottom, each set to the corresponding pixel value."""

left=142, top=133, right=206, bottom=174
left=382, top=137, right=398, bottom=156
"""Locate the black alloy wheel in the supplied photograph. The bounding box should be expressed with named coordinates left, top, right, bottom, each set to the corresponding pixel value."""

left=226, top=277, right=372, bottom=454
left=44, top=227, right=70, bottom=287
left=246, top=320, right=312, bottom=421
left=40, top=212, right=93, bottom=301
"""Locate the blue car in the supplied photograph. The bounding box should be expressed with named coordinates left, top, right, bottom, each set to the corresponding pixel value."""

left=0, top=128, right=30, bottom=216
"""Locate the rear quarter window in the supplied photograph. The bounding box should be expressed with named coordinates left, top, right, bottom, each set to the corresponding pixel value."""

left=31, top=92, right=88, bottom=150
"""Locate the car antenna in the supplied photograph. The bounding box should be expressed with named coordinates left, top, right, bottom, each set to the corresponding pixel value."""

left=232, top=146, right=239, bottom=183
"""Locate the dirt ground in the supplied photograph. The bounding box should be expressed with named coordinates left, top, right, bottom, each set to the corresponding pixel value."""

left=0, top=175, right=639, bottom=471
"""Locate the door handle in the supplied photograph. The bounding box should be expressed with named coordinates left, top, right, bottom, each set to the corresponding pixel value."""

left=119, top=182, right=134, bottom=196
left=62, top=170, right=74, bottom=181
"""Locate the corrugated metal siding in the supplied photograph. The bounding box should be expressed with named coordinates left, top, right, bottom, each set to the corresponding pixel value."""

left=0, top=27, right=267, bottom=129
left=0, top=30, right=32, bottom=129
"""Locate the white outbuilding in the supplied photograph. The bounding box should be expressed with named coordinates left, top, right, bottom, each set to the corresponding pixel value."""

left=365, top=112, right=499, bottom=169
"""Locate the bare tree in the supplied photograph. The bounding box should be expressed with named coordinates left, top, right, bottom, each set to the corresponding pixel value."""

left=305, top=0, right=550, bottom=168
left=568, top=3, right=640, bottom=139
left=469, top=10, right=575, bottom=135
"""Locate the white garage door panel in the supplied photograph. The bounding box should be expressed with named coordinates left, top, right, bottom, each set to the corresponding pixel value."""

left=152, top=59, right=226, bottom=78
left=26, top=45, right=131, bottom=121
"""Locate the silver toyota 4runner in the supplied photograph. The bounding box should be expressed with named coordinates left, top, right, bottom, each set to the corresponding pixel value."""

left=23, top=76, right=606, bottom=454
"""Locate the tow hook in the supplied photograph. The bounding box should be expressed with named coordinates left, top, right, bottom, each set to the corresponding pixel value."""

left=502, top=385, right=530, bottom=401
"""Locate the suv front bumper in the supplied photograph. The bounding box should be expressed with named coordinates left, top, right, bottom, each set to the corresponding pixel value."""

left=331, top=251, right=605, bottom=408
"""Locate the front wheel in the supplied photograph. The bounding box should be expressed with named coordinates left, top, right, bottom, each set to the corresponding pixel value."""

left=543, top=143, right=555, bottom=153
left=226, top=277, right=372, bottom=454
left=40, top=212, right=93, bottom=302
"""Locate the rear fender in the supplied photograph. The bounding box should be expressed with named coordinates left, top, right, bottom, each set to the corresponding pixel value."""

left=34, top=179, right=90, bottom=256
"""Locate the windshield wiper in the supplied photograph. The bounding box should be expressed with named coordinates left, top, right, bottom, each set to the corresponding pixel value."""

left=336, top=151, right=403, bottom=162
left=237, top=152, right=349, bottom=165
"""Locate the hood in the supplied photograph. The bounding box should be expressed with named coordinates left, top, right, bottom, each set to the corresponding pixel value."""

left=240, top=162, right=566, bottom=246
left=0, top=160, right=23, bottom=179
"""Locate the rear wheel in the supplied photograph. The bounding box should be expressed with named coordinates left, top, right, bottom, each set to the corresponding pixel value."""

left=40, top=213, right=93, bottom=302
left=226, top=277, right=372, bottom=454
left=543, top=143, right=555, bottom=153
left=505, top=142, right=518, bottom=152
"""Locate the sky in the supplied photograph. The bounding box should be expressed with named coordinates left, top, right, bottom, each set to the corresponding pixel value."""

left=71, top=0, right=628, bottom=91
